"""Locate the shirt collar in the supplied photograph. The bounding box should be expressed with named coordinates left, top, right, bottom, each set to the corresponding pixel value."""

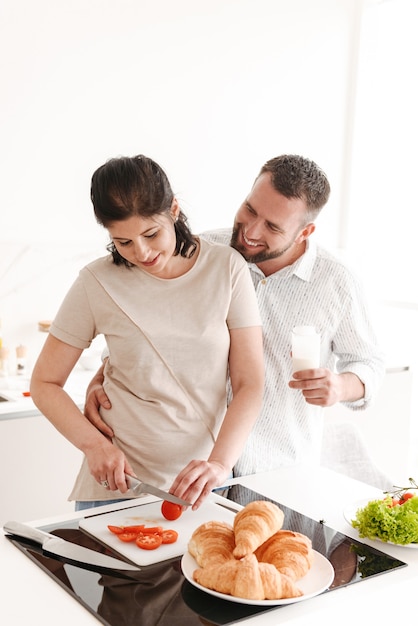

left=250, top=237, right=317, bottom=281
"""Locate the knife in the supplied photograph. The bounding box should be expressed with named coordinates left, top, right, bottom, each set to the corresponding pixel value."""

left=125, top=474, right=191, bottom=506
left=3, top=520, right=140, bottom=572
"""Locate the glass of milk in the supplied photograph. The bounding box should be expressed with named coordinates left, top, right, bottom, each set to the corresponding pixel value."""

left=291, top=326, right=320, bottom=373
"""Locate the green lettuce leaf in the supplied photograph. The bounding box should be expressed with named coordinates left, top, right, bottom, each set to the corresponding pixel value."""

left=352, top=496, right=418, bottom=545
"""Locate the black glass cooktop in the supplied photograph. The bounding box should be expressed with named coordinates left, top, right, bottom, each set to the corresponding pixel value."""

left=6, top=486, right=407, bottom=625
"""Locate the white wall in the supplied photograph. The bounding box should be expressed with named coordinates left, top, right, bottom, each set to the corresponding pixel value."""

left=347, top=0, right=418, bottom=305
left=1, top=0, right=365, bottom=366
left=0, top=0, right=364, bottom=366
left=1, top=0, right=360, bottom=236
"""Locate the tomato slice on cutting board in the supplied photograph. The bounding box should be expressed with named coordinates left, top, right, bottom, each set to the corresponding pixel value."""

left=136, top=534, right=163, bottom=550
left=122, top=525, right=146, bottom=533
left=117, top=532, right=139, bottom=542
left=107, top=521, right=178, bottom=550
left=138, top=526, right=163, bottom=535
left=161, top=529, right=178, bottom=544
left=107, top=525, right=125, bottom=535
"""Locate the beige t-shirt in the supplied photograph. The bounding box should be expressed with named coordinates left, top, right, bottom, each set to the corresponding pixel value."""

left=50, top=238, right=261, bottom=501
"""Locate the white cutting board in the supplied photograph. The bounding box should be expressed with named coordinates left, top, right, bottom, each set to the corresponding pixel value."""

left=79, top=494, right=238, bottom=566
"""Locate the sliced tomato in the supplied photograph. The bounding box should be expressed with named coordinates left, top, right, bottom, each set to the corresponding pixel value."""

left=161, top=500, right=183, bottom=521
left=139, top=526, right=163, bottom=535
left=108, top=525, right=125, bottom=535
left=121, top=525, right=146, bottom=533
left=117, top=532, right=139, bottom=542
left=161, top=529, right=178, bottom=544
left=136, top=534, right=163, bottom=550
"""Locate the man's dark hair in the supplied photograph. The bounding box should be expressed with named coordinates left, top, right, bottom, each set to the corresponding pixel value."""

left=259, top=154, right=330, bottom=221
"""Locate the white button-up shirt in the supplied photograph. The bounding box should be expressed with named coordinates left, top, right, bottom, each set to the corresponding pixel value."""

left=202, top=229, right=385, bottom=476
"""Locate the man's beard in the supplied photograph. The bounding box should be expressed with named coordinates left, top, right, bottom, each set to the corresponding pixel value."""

left=230, top=225, right=294, bottom=264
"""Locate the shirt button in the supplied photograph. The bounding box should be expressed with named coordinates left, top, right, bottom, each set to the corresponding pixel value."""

left=261, top=279, right=267, bottom=285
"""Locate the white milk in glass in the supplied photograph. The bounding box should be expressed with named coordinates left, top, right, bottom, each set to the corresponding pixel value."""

left=291, top=326, right=320, bottom=373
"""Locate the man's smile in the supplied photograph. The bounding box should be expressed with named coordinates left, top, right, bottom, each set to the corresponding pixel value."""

left=242, top=231, right=262, bottom=248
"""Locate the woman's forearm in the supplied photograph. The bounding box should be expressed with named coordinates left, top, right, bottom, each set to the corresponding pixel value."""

left=207, top=384, right=263, bottom=472
left=30, top=379, right=110, bottom=454
left=208, top=325, right=264, bottom=472
left=30, top=334, right=111, bottom=455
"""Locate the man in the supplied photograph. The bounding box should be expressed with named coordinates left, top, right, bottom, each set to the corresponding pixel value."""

left=84, top=154, right=385, bottom=477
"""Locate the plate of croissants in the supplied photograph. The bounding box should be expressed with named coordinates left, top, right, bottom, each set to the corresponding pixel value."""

left=182, top=500, right=334, bottom=605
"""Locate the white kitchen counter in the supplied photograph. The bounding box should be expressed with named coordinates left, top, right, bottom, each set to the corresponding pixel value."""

left=0, top=368, right=94, bottom=419
left=1, top=465, right=417, bottom=625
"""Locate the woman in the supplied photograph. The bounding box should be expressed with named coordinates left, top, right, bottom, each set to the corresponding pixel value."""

left=30, top=154, right=264, bottom=510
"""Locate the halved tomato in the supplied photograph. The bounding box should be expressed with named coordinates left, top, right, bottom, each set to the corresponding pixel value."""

left=161, top=500, right=183, bottom=521
left=136, top=534, right=163, bottom=550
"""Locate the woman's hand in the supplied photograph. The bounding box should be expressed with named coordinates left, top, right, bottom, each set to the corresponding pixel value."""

left=169, top=459, right=230, bottom=510
left=85, top=437, right=135, bottom=493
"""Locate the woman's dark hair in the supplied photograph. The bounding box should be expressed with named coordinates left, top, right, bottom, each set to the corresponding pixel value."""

left=91, top=154, right=197, bottom=266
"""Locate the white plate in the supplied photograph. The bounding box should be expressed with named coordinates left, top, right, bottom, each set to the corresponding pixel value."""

left=181, top=550, right=334, bottom=606
left=344, top=498, right=418, bottom=549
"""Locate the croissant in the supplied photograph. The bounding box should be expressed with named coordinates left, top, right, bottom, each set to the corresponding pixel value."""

left=193, top=553, right=303, bottom=601
left=188, top=520, right=235, bottom=568
left=258, top=561, right=303, bottom=600
left=255, top=529, right=314, bottom=580
left=233, top=500, right=285, bottom=558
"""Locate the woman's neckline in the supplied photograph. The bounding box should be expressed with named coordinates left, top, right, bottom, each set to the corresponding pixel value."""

left=135, top=236, right=201, bottom=280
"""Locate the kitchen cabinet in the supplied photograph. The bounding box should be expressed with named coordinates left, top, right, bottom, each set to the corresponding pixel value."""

left=0, top=412, right=82, bottom=525
left=0, top=370, right=91, bottom=525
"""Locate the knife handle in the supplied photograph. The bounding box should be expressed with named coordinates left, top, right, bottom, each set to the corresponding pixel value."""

left=125, top=473, right=140, bottom=489
left=3, top=520, right=52, bottom=544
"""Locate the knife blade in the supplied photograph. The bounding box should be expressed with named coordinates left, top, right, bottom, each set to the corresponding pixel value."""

left=125, top=474, right=191, bottom=506
left=3, top=520, right=140, bottom=572
left=214, top=500, right=242, bottom=515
